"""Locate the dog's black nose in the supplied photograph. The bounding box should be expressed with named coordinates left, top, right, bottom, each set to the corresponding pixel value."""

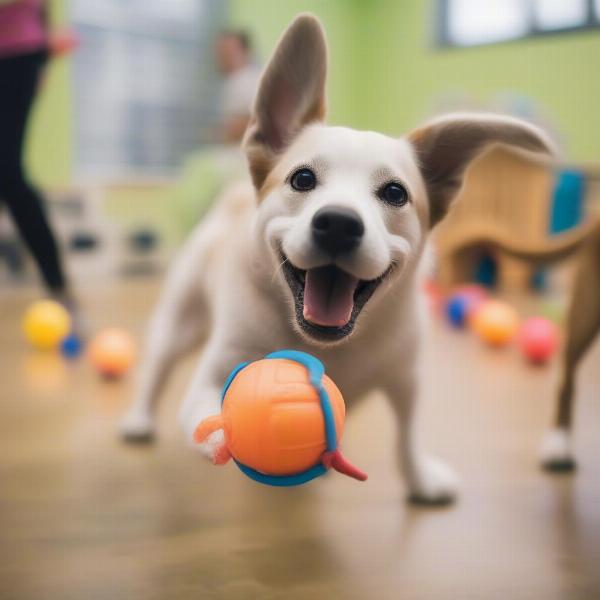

left=311, top=206, right=364, bottom=255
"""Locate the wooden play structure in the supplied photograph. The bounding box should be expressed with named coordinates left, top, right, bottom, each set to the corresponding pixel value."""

left=434, top=145, right=600, bottom=289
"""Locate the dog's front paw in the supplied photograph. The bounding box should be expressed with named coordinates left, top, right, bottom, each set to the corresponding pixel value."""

left=119, top=410, right=155, bottom=443
left=194, top=428, right=231, bottom=465
left=406, top=457, right=459, bottom=505
left=540, top=428, right=576, bottom=472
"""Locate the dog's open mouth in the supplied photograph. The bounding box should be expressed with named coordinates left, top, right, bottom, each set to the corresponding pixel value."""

left=281, top=254, right=392, bottom=342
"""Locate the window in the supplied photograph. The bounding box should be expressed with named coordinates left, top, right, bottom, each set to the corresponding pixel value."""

left=71, top=0, right=227, bottom=178
left=534, top=0, right=588, bottom=30
left=439, top=0, right=600, bottom=47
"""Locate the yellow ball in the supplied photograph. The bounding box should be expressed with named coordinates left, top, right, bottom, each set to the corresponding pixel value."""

left=472, top=300, right=519, bottom=347
left=22, top=300, right=71, bottom=350
left=88, top=328, right=136, bottom=378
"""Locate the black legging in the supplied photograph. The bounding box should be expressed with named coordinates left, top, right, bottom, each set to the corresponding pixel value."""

left=0, top=49, right=67, bottom=292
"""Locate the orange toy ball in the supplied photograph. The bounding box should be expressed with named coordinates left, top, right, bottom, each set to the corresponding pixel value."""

left=194, top=351, right=367, bottom=486
left=471, top=300, right=519, bottom=347
left=88, top=328, right=136, bottom=378
left=225, top=358, right=344, bottom=476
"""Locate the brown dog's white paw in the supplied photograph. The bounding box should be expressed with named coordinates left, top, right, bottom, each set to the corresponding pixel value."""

left=540, top=428, right=576, bottom=472
left=407, top=457, right=459, bottom=505
left=119, top=410, right=155, bottom=443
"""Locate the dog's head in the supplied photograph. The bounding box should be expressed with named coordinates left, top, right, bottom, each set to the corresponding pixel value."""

left=244, top=15, right=554, bottom=345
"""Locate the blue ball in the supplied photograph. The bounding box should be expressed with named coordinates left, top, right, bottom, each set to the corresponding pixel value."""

left=446, top=294, right=471, bottom=328
left=61, top=334, right=84, bottom=359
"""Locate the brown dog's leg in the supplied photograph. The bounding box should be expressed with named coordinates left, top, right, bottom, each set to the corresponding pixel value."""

left=541, top=229, right=600, bottom=471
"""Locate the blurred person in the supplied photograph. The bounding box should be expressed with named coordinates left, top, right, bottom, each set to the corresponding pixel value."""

left=215, top=29, right=261, bottom=144
left=171, top=31, right=260, bottom=237
left=0, top=0, right=78, bottom=319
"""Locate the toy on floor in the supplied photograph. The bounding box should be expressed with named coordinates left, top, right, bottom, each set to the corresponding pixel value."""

left=446, top=294, right=470, bottom=328
left=194, top=350, right=367, bottom=486
left=60, top=334, right=84, bottom=359
left=471, top=299, right=519, bottom=347
left=518, top=317, right=558, bottom=364
left=440, top=284, right=563, bottom=366
left=88, top=328, right=136, bottom=378
left=22, top=300, right=71, bottom=350
left=445, top=285, right=488, bottom=328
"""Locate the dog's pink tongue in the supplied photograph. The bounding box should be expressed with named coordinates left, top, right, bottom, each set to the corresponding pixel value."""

left=303, top=266, right=359, bottom=327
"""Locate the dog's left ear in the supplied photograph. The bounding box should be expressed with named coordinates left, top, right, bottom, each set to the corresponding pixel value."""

left=243, top=14, right=327, bottom=189
left=408, top=114, right=556, bottom=227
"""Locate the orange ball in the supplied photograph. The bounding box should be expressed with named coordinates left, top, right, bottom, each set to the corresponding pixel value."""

left=471, top=300, right=519, bottom=347
left=88, top=328, right=136, bottom=378
left=194, top=354, right=367, bottom=485
left=230, top=358, right=343, bottom=475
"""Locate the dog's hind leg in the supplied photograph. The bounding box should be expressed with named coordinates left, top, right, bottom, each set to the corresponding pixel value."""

left=119, top=232, right=213, bottom=443
left=541, top=231, right=600, bottom=471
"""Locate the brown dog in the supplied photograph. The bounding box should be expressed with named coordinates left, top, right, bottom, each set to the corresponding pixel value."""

left=500, top=219, right=600, bottom=470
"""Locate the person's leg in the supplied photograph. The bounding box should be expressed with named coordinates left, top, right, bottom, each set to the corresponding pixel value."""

left=0, top=52, right=69, bottom=295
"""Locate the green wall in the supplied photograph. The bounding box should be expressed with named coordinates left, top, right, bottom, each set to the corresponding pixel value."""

left=27, top=0, right=72, bottom=187
left=27, top=0, right=600, bottom=190
left=230, top=0, right=600, bottom=161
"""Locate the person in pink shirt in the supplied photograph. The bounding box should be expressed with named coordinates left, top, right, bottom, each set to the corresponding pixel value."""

left=0, top=0, right=78, bottom=319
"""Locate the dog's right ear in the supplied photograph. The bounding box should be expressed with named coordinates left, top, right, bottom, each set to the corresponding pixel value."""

left=243, top=14, right=327, bottom=189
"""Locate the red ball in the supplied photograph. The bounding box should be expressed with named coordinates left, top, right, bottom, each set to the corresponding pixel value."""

left=518, top=317, right=558, bottom=364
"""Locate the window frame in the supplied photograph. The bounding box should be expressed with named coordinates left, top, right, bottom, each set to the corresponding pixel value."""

left=437, top=0, right=600, bottom=49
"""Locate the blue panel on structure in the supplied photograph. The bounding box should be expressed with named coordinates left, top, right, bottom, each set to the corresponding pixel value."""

left=549, top=170, right=585, bottom=235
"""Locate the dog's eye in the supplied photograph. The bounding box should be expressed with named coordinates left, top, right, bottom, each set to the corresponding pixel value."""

left=290, top=168, right=317, bottom=192
left=378, top=182, right=409, bottom=207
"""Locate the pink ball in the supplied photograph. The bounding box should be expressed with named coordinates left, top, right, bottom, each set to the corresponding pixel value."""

left=518, top=317, right=559, bottom=364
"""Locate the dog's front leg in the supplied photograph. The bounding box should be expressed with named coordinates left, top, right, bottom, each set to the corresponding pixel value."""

left=384, top=374, right=459, bottom=505
left=177, top=348, right=233, bottom=461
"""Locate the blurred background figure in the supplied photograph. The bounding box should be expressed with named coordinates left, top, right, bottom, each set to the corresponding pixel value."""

left=215, top=29, right=261, bottom=144
left=0, top=0, right=76, bottom=312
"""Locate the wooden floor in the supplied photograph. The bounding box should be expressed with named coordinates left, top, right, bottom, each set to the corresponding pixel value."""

left=1, top=279, right=599, bottom=600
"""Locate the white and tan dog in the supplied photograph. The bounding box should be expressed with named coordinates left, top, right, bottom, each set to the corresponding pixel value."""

left=120, top=15, right=553, bottom=503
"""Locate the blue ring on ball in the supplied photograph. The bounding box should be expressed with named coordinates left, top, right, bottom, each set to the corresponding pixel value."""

left=220, top=350, right=337, bottom=487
